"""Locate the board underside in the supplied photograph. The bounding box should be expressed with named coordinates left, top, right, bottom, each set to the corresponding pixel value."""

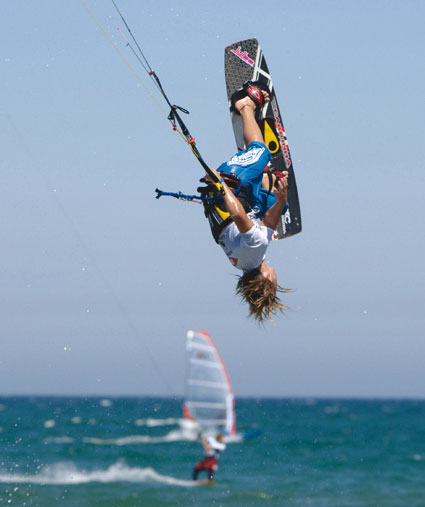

left=224, top=39, right=301, bottom=239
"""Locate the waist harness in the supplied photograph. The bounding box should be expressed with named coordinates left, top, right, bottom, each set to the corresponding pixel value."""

left=197, top=173, right=251, bottom=243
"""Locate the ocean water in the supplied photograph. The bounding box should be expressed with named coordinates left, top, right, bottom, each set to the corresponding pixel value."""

left=0, top=397, right=424, bottom=506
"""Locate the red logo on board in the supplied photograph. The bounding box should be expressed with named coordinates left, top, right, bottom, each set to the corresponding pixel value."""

left=273, top=108, right=292, bottom=169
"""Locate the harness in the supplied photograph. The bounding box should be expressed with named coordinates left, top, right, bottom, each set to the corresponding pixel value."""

left=197, top=173, right=251, bottom=243
left=155, top=173, right=251, bottom=243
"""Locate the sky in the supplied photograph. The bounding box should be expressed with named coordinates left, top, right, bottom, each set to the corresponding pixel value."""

left=1, top=0, right=424, bottom=398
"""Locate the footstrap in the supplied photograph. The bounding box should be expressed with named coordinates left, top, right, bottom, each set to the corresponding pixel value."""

left=230, top=80, right=270, bottom=113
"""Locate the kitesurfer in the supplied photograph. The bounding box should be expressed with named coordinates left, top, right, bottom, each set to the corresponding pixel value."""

left=201, top=82, right=289, bottom=322
left=193, top=433, right=226, bottom=482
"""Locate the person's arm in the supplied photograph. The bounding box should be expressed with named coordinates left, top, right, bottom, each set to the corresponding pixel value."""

left=201, top=438, right=211, bottom=453
left=209, top=168, right=254, bottom=233
left=261, top=174, right=288, bottom=230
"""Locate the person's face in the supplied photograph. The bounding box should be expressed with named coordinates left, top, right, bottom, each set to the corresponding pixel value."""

left=261, top=263, right=277, bottom=286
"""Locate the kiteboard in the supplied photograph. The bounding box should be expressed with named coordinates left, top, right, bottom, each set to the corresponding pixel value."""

left=224, top=39, right=302, bottom=239
left=195, top=479, right=216, bottom=486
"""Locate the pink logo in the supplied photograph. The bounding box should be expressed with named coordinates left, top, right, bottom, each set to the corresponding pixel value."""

left=231, top=46, right=254, bottom=66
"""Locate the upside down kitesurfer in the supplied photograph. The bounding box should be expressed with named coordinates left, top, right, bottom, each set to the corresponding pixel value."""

left=193, top=433, right=226, bottom=482
left=81, top=3, right=298, bottom=323
left=199, top=82, right=289, bottom=322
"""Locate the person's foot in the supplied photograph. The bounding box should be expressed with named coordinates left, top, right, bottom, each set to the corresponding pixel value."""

left=234, top=89, right=269, bottom=113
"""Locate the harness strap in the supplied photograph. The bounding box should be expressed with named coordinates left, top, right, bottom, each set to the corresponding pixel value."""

left=156, top=174, right=252, bottom=243
left=198, top=173, right=251, bottom=243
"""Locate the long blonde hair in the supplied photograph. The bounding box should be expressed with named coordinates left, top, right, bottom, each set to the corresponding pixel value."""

left=236, top=269, right=289, bottom=323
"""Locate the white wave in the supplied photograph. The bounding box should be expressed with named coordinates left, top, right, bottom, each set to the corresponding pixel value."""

left=83, top=427, right=199, bottom=446
left=134, top=417, right=183, bottom=427
left=134, top=418, right=201, bottom=433
left=0, top=461, right=197, bottom=487
left=99, top=399, right=113, bottom=407
left=43, top=436, right=75, bottom=444
left=82, top=429, right=249, bottom=446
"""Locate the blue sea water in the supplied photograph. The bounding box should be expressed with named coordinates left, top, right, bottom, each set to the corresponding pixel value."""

left=0, top=397, right=424, bottom=506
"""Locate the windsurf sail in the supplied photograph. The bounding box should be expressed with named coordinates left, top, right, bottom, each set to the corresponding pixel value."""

left=183, top=330, right=236, bottom=435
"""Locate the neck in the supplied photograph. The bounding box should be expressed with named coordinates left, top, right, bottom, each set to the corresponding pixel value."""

left=259, top=260, right=267, bottom=273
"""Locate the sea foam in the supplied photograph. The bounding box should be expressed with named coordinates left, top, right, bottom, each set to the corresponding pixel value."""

left=0, top=461, right=197, bottom=487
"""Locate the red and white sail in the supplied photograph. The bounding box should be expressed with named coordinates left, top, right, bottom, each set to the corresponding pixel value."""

left=183, top=330, right=236, bottom=435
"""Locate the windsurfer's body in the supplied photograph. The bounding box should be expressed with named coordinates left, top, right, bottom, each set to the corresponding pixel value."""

left=193, top=434, right=226, bottom=482
left=206, top=84, right=289, bottom=322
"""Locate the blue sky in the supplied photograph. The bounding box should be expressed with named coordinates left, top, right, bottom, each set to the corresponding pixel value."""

left=1, top=0, right=424, bottom=397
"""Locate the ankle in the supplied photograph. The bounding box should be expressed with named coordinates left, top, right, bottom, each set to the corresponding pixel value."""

left=238, top=103, right=256, bottom=114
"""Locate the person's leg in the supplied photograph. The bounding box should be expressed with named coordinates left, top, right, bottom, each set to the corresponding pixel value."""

left=234, top=92, right=269, bottom=146
left=234, top=88, right=285, bottom=197
left=212, top=87, right=271, bottom=213
left=193, top=460, right=204, bottom=480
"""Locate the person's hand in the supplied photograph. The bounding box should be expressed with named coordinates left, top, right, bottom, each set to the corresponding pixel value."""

left=273, top=171, right=288, bottom=203
left=204, top=168, right=220, bottom=183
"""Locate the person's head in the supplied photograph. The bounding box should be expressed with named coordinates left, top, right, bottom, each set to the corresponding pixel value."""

left=216, top=433, right=224, bottom=442
left=236, top=264, right=289, bottom=323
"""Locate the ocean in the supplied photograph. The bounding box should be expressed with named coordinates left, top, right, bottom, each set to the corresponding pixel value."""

left=0, top=397, right=424, bottom=506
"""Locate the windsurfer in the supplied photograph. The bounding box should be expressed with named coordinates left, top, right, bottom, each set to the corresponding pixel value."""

left=203, top=83, right=289, bottom=322
left=193, top=433, right=226, bottom=481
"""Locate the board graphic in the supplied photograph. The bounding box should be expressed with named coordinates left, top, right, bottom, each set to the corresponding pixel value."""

left=224, top=39, right=302, bottom=239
